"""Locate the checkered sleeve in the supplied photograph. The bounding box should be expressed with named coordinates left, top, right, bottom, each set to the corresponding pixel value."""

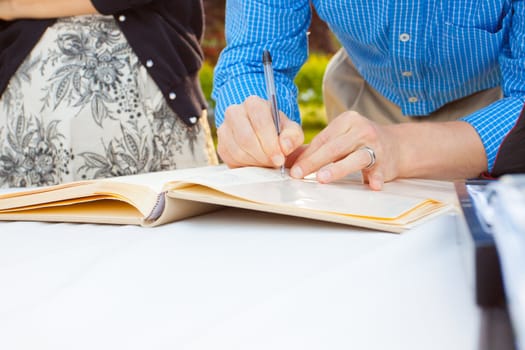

left=212, top=0, right=311, bottom=127
left=462, top=0, right=525, bottom=172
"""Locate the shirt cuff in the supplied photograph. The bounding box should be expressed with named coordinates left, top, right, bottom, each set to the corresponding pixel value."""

left=212, top=74, right=300, bottom=127
left=462, top=97, right=525, bottom=171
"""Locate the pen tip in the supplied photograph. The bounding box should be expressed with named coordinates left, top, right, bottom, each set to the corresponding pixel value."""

left=263, top=50, right=272, bottom=64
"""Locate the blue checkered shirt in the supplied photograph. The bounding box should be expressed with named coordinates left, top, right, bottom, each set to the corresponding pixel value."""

left=212, top=0, right=525, bottom=171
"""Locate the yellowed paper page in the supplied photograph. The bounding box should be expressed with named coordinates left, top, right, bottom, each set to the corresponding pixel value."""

left=0, top=199, right=143, bottom=225
left=167, top=167, right=453, bottom=220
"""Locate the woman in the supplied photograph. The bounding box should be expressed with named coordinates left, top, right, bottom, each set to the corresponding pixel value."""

left=0, top=0, right=218, bottom=187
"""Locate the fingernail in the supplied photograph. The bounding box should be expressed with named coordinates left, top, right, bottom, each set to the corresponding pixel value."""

left=290, top=166, right=303, bottom=178
left=317, top=168, right=331, bottom=183
left=272, top=155, right=285, bottom=166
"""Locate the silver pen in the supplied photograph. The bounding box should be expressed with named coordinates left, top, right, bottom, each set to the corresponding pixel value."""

left=262, top=50, right=285, bottom=177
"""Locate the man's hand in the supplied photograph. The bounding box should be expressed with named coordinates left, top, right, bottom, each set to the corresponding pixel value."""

left=289, top=111, right=397, bottom=190
left=217, top=95, right=304, bottom=169
left=289, top=110, right=487, bottom=190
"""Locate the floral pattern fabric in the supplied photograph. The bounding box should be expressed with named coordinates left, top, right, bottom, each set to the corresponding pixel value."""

left=0, top=15, right=217, bottom=188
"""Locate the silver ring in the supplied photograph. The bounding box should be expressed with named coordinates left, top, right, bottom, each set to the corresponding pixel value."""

left=362, top=146, right=376, bottom=169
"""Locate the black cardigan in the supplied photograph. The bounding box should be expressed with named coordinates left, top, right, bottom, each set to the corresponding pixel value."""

left=0, top=0, right=206, bottom=126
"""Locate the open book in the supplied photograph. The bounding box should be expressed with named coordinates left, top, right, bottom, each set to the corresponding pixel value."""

left=0, top=165, right=458, bottom=233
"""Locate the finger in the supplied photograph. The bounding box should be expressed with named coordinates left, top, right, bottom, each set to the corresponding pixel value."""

left=296, top=114, right=353, bottom=161
left=291, top=126, right=334, bottom=165
left=244, top=96, right=285, bottom=167
left=315, top=147, right=376, bottom=183
left=216, top=142, right=241, bottom=168
left=362, top=169, right=384, bottom=191
left=285, top=144, right=308, bottom=168
left=216, top=123, right=259, bottom=167
left=223, top=103, right=271, bottom=166
left=291, top=112, right=381, bottom=179
left=291, top=131, right=359, bottom=179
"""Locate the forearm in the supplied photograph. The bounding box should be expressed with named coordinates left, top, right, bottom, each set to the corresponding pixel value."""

left=0, top=0, right=98, bottom=20
left=391, top=121, right=487, bottom=180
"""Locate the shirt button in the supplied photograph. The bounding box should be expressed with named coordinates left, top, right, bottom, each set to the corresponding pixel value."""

left=402, top=71, right=413, bottom=77
left=118, top=15, right=126, bottom=22
left=146, top=59, right=154, bottom=68
left=189, top=116, right=198, bottom=124
left=399, top=33, right=411, bottom=42
left=408, top=96, right=418, bottom=103
left=169, top=92, right=177, bottom=100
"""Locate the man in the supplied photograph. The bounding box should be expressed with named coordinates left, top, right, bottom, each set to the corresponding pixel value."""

left=212, top=0, right=525, bottom=190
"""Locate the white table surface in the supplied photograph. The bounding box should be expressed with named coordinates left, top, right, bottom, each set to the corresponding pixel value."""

left=0, top=208, right=480, bottom=350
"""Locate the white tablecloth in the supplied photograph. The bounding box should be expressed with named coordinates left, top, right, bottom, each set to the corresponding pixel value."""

left=0, top=208, right=479, bottom=350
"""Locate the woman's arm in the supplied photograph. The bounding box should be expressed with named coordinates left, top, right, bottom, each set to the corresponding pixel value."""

left=0, top=0, right=98, bottom=20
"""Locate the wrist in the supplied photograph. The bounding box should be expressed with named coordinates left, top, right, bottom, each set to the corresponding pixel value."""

left=386, top=123, right=420, bottom=179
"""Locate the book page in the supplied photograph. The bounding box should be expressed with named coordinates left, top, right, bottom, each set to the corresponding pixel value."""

left=167, top=167, right=453, bottom=220
left=0, top=199, right=143, bottom=225
left=102, top=165, right=228, bottom=193
left=0, top=166, right=227, bottom=223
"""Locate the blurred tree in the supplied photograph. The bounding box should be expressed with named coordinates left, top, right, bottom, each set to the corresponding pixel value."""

left=202, top=0, right=226, bottom=64
left=202, top=0, right=338, bottom=64
left=308, top=5, right=339, bottom=55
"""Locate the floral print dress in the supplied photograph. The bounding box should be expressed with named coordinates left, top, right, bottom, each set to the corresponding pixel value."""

left=0, top=15, right=218, bottom=188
